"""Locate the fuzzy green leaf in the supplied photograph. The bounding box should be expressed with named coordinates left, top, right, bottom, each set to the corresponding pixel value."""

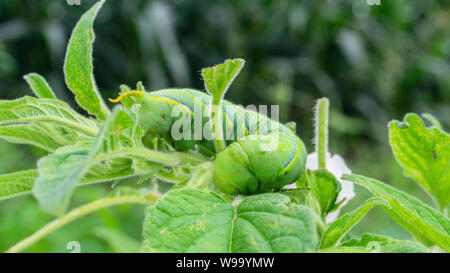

left=305, top=169, right=341, bottom=216
left=142, top=189, right=232, bottom=253
left=341, top=233, right=431, bottom=253
left=389, top=113, right=450, bottom=210
left=0, top=125, right=60, bottom=152
left=0, top=96, right=98, bottom=137
left=201, top=58, right=245, bottom=99
left=32, top=107, right=204, bottom=215
left=63, top=0, right=109, bottom=120
left=320, top=197, right=389, bottom=248
left=33, top=108, right=121, bottom=215
left=0, top=106, right=171, bottom=204
left=142, top=189, right=318, bottom=253
left=0, top=170, right=37, bottom=201
left=232, top=193, right=317, bottom=253
left=23, top=73, right=56, bottom=99
left=0, top=96, right=97, bottom=151
left=343, top=173, right=450, bottom=251
left=33, top=144, right=102, bottom=216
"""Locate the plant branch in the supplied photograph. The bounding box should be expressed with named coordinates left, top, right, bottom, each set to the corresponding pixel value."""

left=201, top=59, right=245, bottom=152
left=93, top=148, right=207, bottom=167
left=211, top=100, right=226, bottom=152
left=315, top=98, right=329, bottom=169
left=6, top=193, right=159, bottom=253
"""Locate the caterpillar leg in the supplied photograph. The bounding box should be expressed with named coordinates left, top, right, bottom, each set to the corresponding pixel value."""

left=213, top=130, right=307, bottom=195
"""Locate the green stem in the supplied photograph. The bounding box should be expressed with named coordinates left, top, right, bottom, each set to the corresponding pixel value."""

left=315, top=98, right=329, bottom=169
left=94, top=148, right=206, bottom=167
left=155, top=169, right=190, bottom=184
left=315, top=214, right=326, bottom=237
left=211, top=98, right=226, bottom=152
left=6, top=193, right=159, bottom=253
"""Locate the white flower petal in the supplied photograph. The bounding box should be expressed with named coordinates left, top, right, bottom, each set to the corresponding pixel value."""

left=284, top=183, right=298, bottom=189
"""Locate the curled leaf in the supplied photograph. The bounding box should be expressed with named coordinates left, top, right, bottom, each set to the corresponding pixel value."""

left=64, top=0, right=110, bottom=120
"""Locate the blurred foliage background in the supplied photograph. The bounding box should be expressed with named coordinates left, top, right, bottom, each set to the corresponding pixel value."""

left=0, top=0, right=449, bottom=252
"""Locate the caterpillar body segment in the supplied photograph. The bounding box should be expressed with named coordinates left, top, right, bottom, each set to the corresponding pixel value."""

left=214, top=130, right=306, bottom=194
left=112, top=88, right=307, bottom=194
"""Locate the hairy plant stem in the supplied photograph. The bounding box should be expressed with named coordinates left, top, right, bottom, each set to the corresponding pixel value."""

left=211, top=98, right=226, bottom=153
left=155, top=168, right=190, bottom=184
left=315, top=98, right=329, bottom=169
left=93, top=148, right=206, bottom=167
left=6, top=193, right=159, bottom=253
left=315, top=214, right=326, bottom=237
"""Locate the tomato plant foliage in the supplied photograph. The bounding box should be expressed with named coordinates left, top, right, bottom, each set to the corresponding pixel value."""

left=0, top=1, right=448, bottom=253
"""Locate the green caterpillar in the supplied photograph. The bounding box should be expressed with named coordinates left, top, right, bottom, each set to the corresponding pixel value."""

left=110, top=89, right=307, bottom=195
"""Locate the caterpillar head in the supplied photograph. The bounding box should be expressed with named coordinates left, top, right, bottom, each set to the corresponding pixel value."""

left=110, top=90, right=173, bottom=137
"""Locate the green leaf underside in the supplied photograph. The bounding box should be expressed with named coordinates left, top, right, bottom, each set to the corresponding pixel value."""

left=23, top=73, right=57, bottom=99
left=64, top=0, right=109, bottom=120
left=33, top=144, right=107, bottom=215
left=142, top=189, right=318, bottom=253
left=320, top=197, right=389, bottom=248
left=201, top=58, right=245, bottom=98
left=389, top=113, right=450, bottom=210
left=0, top=96, right=98, bottom=137
left=32, top=108, right=126, bottom=215
left=0, top=125, right=60, bottom=152
left=343, top=174, right=450, bottom=251
left=0, top=170, right=37, bottom=201
left=342, top=233, right=430, bottom=253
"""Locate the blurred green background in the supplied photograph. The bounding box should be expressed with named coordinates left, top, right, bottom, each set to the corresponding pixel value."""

left=0, top=0, right=449, bottom=252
